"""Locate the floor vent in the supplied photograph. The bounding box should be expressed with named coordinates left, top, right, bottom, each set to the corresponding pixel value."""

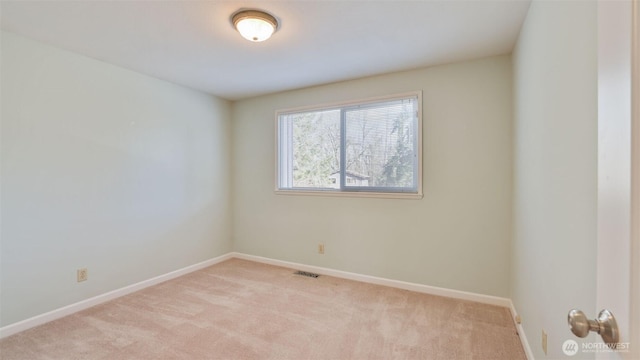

left=294, top=270, right=320, bottom=278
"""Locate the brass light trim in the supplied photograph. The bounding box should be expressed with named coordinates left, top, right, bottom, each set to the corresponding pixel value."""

left=231, top=9, right=279, bottom=42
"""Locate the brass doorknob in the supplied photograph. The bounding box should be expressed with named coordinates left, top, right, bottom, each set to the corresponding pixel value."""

left=567, top=309, right=619, bottom=347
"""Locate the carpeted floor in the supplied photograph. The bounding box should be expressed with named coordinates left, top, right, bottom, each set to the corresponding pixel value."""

left=0, top=259, right=526, bottom=359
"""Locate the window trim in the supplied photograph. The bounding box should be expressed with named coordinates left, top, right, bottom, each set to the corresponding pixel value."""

left=274, top=91, right=423, bottom=199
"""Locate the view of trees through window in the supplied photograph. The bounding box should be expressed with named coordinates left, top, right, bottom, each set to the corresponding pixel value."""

left=279, top=96, right=418, bottom=192
left=291, top=109, right=340, bottom=188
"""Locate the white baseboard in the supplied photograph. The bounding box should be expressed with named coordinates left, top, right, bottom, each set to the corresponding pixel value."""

left=231, top=252, right=512, bottom=308
left=0, top=252, right=234, bottom=339
left=509, top=300, right=535, bottom=360
left=2, top=249, right=533, bottom=360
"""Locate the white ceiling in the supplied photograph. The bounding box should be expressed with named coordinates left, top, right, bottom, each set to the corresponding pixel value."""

left=0, top=0, right=531, bottom=100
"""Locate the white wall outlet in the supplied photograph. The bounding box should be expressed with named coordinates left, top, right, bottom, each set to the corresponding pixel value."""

left=318, top=243, right=325, bottom=254
left=515, top=314, right=522, bottom=324
left=77, top=268, right=88, bottom=282
left=542, top=329, right=548, bottom=355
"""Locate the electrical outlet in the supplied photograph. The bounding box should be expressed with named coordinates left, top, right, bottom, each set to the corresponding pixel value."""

left=542, top=329, right=548, bottom=355
left=77, top=268, right=88, bottom=282
left=318, top=243, right=325, bottom=254
left=515, top=315, right=522, bottom=324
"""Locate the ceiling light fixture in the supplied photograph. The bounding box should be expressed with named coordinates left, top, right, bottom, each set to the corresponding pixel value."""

left=231, top=9, right=279, bottom=42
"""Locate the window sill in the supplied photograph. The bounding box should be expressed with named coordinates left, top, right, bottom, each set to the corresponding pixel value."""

left=274, top=189, right=423, bottom=200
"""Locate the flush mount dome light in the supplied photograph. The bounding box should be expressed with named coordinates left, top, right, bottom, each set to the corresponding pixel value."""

left=231, top=9, right=278, bottom=42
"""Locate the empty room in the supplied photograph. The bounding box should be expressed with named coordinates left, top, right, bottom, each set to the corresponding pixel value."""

left=0, top=1, right=638, bottom=359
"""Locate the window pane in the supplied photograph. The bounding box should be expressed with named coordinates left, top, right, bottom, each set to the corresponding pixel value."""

left=277, top=93, right=420, bottom=196
left=289, top=109, right=340, bottom=188
left=344, top=99, right=416, bottom=189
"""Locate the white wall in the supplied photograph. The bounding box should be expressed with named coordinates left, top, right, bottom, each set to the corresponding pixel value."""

left=232, top=55, right=513, bottom=297
left=0, top=31, right=232, bottom=326
left=511, top=1, right=598, bottom=358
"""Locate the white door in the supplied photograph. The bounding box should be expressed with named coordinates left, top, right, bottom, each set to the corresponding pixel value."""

left=632, top=1, right=640, bottom=356
left=595, top=0, right=638, bottom=359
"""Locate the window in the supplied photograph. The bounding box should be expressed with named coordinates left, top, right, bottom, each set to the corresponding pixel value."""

left=276, top=92, right=422, bottom=198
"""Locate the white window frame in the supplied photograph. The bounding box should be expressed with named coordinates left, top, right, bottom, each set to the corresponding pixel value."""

left=275, top=91, right=423, bottom=199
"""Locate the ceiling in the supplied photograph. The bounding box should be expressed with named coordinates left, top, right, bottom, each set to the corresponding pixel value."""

left=0, top=1, right=531, bottom=101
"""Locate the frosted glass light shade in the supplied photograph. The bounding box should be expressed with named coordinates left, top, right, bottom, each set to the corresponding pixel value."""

left=232, top=10, right=278, bottom=42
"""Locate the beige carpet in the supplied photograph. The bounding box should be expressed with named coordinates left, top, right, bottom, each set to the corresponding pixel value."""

left=0, top=259, right=525, bottom=359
